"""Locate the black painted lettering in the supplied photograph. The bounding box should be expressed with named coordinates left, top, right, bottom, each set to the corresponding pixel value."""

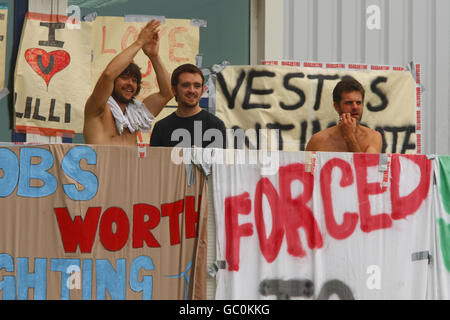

left=243, top=70, right=275, bottom=109
left=317, top=279, right=354, bottom=300
left=37, top=55, right=55, bottom=74
left=24, top=97, right=33, bottom=119
left=307, top=74, right=340, bottom=111
left=65, top=103, right=71, bottom=123
left=266, top=122, right=294, bottom=150
left=280, top=72, right=306, bottom=110
left=39, top=22, right=65, bottom=48
left=367, top=76, right=388, bottom=112
left=48, top=99, right=60, bottom=122
left=259, top=279, right=314, bottom=300
left=376, top=125, right=416, bottom=154
left=15, top=93, right=23, bottom=118
left=300, top=121, right=307, bottom=150
left=230, top=126, right=246, bottom=149
left=32, top=98, right=46, bottom=121
left=401, top=126, right=416, bottom=153
left=217, top=70, right=246, bottom=109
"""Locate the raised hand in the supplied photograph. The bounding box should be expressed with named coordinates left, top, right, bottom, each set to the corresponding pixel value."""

left=140, top=19, right=161, bottom=57
left=338, top=113, right=357, bottom=137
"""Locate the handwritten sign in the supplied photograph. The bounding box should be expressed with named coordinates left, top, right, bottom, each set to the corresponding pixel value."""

left=0, top=145, right=207, bottom=299
left=215, top=65, right=417, bottom=154
left=212, top=151, right=433, bottom=299
left=14, top=15, right=200, bottom=136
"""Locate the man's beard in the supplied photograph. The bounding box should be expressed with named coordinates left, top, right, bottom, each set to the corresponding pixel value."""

left=178, top=95, right=199, bottom=108
left=112, top=90, right=133, bottom=105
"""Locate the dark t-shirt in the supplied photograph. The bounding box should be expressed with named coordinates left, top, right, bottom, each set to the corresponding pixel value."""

left=150, top=109, right=227, bottom=148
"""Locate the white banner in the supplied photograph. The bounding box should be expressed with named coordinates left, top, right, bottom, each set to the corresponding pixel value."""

left=212, top=151, right=433, bottom=299
left=215, top=65, right=418, bottom=154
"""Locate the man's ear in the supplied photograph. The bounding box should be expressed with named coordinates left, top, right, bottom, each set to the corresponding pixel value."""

left=334, top=101, right=340, bottom=113
left=202, top=85, right=207, bottom=95
left=171, top=86, right=178, bottom=102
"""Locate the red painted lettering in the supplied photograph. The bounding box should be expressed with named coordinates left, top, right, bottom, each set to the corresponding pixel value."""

left=168, top=27, right=189, bottom=63
left=54, top=207, right=102, bottom=253
left=161, top=199, right=184, bottom=245
left=132, top=203, right=161, bottom=248
left=279, top=163, right=323, bottom=257
left=141, top=60, right=152, bottom=78
left=320, top=158, right=358, bottom=239
left=254, top=178, right=284, bottom=263
left=99, top=207, right=130, bottom=251
left=101, top=26, right=117, bottom=54
left=354, top=154, right=392, bottom=232
left=225, top=192, right=253, bottom=271
left=121, top=26, right=139, bottom=50
left=390, top=155, right=432, bottom=220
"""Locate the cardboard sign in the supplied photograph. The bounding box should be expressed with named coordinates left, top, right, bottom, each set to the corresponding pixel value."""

left=14, top=14, right=200, bottom=136
left=0, top=145, right=207, bottom=300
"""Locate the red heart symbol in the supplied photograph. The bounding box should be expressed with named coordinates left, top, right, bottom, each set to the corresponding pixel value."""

left=25, top=48, right=71, bottom=87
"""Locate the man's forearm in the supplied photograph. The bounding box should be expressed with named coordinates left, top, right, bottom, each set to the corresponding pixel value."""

left=343, top=134, right=363, bottom=152
left=148, top=54, right=172, bottom=98
left=104, top=40, right=143, bottom=79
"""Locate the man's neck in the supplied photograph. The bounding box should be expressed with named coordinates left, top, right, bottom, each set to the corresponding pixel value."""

left=175, top=105, right=202, bottom=118
left=118, top=101, right=128, bottom=114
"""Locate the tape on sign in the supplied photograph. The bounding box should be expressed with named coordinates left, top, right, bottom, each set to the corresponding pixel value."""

left=190, top=19, right=207, bottom=27
left=379, top=154, right=391, bottom=190
left=124, top=15, right=166, bottom=23
left=411, top=251, right=431, bottom=264
left=305, top=151, right=316, bottom=173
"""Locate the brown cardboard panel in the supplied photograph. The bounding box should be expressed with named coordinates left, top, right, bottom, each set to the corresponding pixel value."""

left=0, top=144, right=207, bottom=300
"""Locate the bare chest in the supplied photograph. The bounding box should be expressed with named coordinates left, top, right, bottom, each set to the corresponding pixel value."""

left=321, top=130, right=370, bottom=152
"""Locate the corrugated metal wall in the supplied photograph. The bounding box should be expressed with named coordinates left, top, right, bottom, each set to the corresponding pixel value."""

left=280, top=0, right=450, bottom=155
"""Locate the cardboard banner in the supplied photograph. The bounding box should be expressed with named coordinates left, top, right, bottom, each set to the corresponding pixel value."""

left=212, top=151, right=433, bottom=299
left=0, top=3, right=8, bottom=91
left=215, top=64, right=418, bottom=154
left=14, top=14, right=200, bottom=136
left=0, top=145, right=207, bottom=300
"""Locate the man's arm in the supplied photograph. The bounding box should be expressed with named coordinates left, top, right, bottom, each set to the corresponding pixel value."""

left=84, top=20, right=161, bottom=118
left=364, top=130, right=382, bottom=153
left=142, top=28, right=173, bottom=117
left=305, top=134, right=322, bottom=151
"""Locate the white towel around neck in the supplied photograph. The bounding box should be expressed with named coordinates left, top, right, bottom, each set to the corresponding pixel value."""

left=108, top=96, right=155, bottom=135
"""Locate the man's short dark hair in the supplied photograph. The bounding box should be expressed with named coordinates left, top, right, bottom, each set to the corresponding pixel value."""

left=333, top=77, right=365, bottom=104
left=171, top=63, right=204, bottom=87
left=116, top=62, right=142, bottom=96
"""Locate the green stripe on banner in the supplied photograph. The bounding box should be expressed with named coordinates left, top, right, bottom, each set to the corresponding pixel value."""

left=0, top=3, right=7, bottom=9
left=439, top=156, right=450, bottom=214
left=438, top=218, right=450, bottom=272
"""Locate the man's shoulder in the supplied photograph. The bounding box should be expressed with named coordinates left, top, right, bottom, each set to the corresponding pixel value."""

left=200, top=110, right=225, bottom=126
left=360, top=125, right=381, bottom=138
left=311, top=126, right=336, bottom=140
left=153, top=110, right=177, bottom=126
left=306, top=127, right=338, bottom=151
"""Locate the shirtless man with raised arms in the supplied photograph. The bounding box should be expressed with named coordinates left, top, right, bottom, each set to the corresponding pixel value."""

left=83, top=19, right=173, bottom=145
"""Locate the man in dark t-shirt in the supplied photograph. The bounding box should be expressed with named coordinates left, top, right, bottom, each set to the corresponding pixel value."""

left=150, top=63, right=226, bottom=148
